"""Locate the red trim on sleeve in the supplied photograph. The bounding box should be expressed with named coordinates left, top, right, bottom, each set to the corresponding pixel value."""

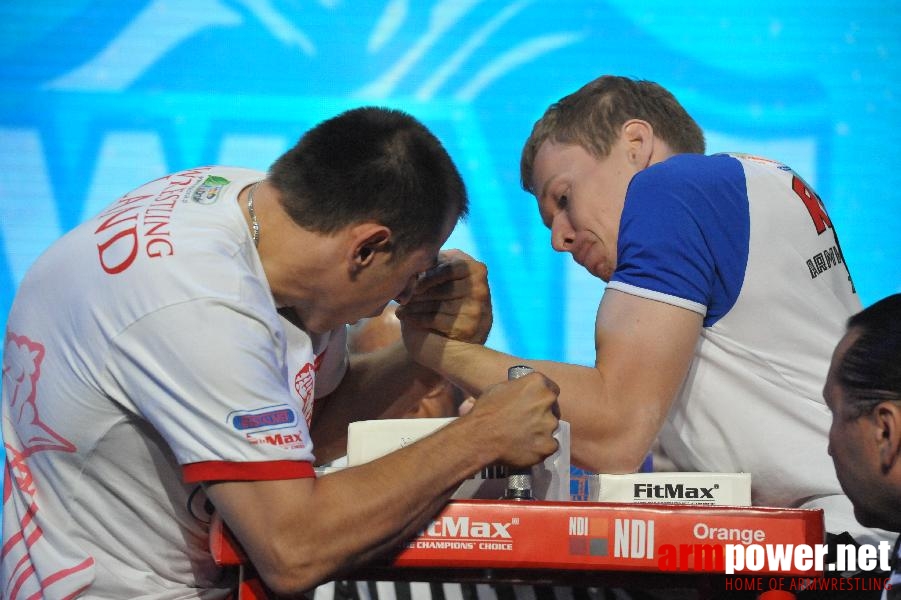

left=183, top=460, right=316, bottom=483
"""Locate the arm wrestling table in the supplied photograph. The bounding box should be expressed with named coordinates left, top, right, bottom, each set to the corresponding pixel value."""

left=211, top=499, right=824, bottom=600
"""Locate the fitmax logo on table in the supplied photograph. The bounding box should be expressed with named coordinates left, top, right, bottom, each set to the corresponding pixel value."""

left=411, top=515, right=519, bottom=552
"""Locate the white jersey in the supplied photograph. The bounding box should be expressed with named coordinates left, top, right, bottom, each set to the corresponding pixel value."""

left=2, top=167, right=347, bottom=599
left=608, top=153, right=889, bottom=545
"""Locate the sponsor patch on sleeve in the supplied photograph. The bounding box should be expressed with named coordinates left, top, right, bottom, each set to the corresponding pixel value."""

left=227, top=404, right=306, bottom=450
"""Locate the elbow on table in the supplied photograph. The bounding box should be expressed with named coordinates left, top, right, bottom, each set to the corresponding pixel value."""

left=252, top=540, right=345, bottom=597
left=574, top=439, right=651, bottom=475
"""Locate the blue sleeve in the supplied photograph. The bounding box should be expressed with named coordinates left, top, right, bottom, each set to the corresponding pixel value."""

left=609, top=154, right=750, bottom=327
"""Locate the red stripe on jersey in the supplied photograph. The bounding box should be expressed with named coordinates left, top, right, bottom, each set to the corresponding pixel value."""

left=183, top=460, right=315, bottom=483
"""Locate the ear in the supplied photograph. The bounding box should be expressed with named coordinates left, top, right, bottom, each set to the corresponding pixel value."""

left=621, top=119, right=655, bottom=168
left=873, top=401, right=901, bottom=473
left=349, top=223, right=392, bottom=271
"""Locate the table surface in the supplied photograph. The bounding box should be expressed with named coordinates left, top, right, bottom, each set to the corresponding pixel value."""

left=348, top=499, right=825, bottom=597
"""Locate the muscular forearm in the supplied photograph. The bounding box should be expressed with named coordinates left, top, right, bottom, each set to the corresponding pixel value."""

left=207, top=373, right=560, bottom=595
left=207, top=431, right=469, bottom=594
left=411, top=333, right=658, bottom=473
left=304, top=425, right=480, bottom=577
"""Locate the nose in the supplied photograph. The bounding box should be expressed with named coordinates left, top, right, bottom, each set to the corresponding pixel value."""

left=550, top=212, right=575, bottom=253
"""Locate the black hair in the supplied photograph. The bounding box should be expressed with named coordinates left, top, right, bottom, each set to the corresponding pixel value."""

left=268, top=107, right=468, bottom=259
left=840, top=293, right=901, bottom=415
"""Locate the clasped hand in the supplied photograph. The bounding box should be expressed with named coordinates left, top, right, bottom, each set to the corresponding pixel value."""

left=395, top=249, right=492, bottom=353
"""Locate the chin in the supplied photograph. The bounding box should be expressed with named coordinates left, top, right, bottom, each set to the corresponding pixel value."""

left=304, top=321, right=330, bottom=334
left=583, top=263, right=610, bottom=282
left=852, top=505, right=892, bottom=532
left=300, top=311, right=338, bottom=334
left=365, top=303, right=389, bottom=319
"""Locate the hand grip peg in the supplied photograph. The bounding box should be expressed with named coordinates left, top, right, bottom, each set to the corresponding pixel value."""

left=504, top=365, right=535, bottom=501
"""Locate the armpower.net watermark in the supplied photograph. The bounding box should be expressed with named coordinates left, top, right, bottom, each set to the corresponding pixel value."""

left=656, top=540, right=895, bottom=593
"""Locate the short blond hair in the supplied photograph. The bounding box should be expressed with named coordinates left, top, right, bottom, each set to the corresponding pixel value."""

left=520, top=75, right=705, bottom=194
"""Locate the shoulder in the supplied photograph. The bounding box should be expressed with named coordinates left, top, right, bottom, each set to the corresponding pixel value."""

left=622, top=154, right=747, bottom=223
left=614, top=154, right=753, bottom=320
left=624, top=154, right=751, bottom=226
left=631, top=153, right=743, bottom=193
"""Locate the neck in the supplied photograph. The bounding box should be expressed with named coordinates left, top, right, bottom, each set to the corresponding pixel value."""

left=250, top=194, right=342, bottom=313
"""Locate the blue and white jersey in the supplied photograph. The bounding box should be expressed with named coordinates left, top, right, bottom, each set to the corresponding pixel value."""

left=608, top=153, right=880, bottom=543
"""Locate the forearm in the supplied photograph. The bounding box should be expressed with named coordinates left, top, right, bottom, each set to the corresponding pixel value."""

left=310, top=341, right=442, bottom=463
left=308, top=421, right=484, bottom=574
left=208, top=375, right=559, bottom=595
left=407, top=332, right=509, bottom=396
left=412, top=333, right=657, bottom=472
left=207, top=433, right=470, bottom=594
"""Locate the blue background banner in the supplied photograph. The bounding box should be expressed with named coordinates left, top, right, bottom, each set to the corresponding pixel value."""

left=1, top=0, right=899, bottom=367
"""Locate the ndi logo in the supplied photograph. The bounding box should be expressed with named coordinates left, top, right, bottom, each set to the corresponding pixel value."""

left=567, top=516, right=607, bottom=557
left=614, top=519, right=655, bottom=559
left=567, top=516, right=656, bottom=559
